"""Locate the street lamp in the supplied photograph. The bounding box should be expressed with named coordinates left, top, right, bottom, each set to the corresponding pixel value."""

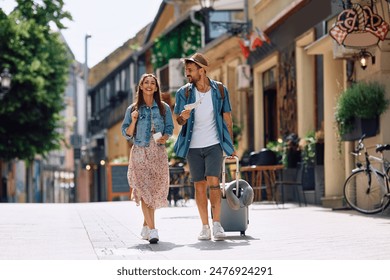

left=199, top=0, right=215, bottom=10
left=198, top=0, right=215, bottom=43
left=0, top=68, right=12, bottom=100
left=198, top=0, right=248, bottom=38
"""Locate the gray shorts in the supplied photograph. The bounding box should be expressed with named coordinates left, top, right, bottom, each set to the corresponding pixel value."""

left=187, top=144, right=223, bottom=182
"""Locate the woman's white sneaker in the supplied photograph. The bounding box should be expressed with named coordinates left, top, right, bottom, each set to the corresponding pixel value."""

left=213, top=222, right=226, bottom=241
left=149, top=229, right=159, bottom=244
left=198, top=225, right=211, bottom=240
left=140, top=226, right=150, bottom=240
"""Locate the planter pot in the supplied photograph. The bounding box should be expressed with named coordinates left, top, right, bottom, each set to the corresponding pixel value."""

left=315, top=143, right=324, bottom=165
left=314, top=165, right=324, bottom=205
left=341, top=117, right=379, bottom=141
left=286, top=150, right=301, bottom=168
left=302, top=164, right=315, bottom=191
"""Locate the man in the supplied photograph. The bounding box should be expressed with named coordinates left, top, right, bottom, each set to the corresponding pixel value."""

left=173, top=53, right=235, bottom=241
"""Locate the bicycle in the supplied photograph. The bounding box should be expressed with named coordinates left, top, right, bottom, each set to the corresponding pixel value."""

left=343, top=134, right=390, bottom=214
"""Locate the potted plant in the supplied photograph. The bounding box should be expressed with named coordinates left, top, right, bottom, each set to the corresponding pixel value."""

left=298, top=129, right=324, bottom=166
left=283, top=133, right=301, bottom=168
left=335, top=81, right=389, bottom=141
left=299, top=131, right=316, bottom=167
left=297, top=130, right=325, bottom=202
left=266, top=135, right=300, bottom=167
left=266, top=139, right=284, bottom=164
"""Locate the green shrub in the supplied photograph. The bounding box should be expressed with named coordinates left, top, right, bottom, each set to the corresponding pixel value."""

left=335, top=81, right=389, bottom=135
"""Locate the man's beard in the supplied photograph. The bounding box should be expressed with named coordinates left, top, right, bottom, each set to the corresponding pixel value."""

left=187, top=76, right=197, bottom=84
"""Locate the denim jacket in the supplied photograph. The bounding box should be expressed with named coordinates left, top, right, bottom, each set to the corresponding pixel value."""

left=121, top=101, right=174, bottom=147
left=173, top=79, right=234, bottom=158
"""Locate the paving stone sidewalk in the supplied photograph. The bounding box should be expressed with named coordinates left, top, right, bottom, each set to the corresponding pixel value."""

left=1, top=201, right=390, bottom=260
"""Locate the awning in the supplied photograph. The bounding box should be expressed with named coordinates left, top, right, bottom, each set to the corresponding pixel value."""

left=304, top=34, right=332, bottom=55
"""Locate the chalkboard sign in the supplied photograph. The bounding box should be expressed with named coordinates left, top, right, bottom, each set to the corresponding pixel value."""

left=107, top=163, right=132, bottom=201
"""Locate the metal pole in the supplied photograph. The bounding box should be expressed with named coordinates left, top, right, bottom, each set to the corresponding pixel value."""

left=84, top=34, right=91, bottom=144
left=71, top=63, right=79, bottom=203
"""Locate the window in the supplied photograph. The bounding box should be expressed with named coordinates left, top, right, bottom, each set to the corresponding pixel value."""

left=115, top=73, right=120, bottom=92
left=263, top=67, right=276, bottom=89
left=105, top=83, right=111, bottom=108
left=208, top=10, right=245, bottom=40
left=121, top=69, right=126, bottom=91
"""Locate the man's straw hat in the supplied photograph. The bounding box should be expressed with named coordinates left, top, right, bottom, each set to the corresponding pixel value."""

left=181, top=53, right=209, bottom=69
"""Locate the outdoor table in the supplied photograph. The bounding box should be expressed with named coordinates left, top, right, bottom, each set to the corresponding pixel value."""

left=239, top=165, right=284, bottom=202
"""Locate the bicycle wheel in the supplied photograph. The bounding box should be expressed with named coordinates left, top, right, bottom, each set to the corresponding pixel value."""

left=344, top=169, right=390, bottom=214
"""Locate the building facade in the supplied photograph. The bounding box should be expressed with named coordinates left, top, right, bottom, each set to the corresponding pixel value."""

left=86, top=0, right=248, bottom=201
left=5, top=0, right=386, bottom=207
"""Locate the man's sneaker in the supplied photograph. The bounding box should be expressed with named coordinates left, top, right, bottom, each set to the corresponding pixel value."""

left=198, top=225, right=211, bottom=240
left=149, top=229, right=159, bottom=244
left=213, top=222, right=226, bottom=241
left=140, top=226, right=150, bottom=240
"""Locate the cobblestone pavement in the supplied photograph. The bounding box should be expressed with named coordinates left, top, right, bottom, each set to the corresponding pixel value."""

left=1, top=200, right=390, bottom=260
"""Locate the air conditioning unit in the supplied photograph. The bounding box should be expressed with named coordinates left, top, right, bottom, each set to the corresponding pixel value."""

left=156, top=59, right=186, bottom=92
left=156, top=64, right=169, bottom=92
left=168, top=59, right=185, bottom=92
left=236, top=64, right=250, bottom=90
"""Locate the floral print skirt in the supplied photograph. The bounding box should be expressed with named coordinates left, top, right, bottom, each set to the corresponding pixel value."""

left=127, top=137, right=169, bottom=209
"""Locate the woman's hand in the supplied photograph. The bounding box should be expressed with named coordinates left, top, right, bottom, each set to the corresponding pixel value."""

left=131, top=109, right=139, bottom=122
left=156, top=134, right=169, bottom=145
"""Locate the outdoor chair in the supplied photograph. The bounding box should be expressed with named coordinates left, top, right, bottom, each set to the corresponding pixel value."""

left=274, top=162, right=307, bottom=207
left=168, top=166, right=185, bottom=206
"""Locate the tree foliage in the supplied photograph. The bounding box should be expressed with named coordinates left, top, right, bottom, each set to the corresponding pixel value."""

left=0, top=0, right=72, bottom=161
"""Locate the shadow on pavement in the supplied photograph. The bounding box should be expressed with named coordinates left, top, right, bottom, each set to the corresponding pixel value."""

left=250, top=202, right=303, bottom=211
left=128, top=242, right=185, bottom=252
left=186, top=235, right=258, bottom=251
left=330, top=207, right=390, bottom=220
left=161, top=215, right=200, bottom=220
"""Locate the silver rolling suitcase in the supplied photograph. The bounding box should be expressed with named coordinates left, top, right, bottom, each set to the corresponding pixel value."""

left=220, top=156, right=250, bottom=236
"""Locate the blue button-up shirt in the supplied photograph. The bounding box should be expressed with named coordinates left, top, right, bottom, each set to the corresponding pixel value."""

left=121, top=101, right=174, bottom=146
left=173, top=79, right=234, bottom=158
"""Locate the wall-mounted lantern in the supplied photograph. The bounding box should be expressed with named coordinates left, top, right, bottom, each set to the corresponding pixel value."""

left=358, top=49, right=375, bottom=70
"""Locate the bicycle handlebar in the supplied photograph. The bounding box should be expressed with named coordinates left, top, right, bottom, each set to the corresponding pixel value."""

left=352, top=134, right=390, bottom=156
left=353, top=134, right=366, bottom=154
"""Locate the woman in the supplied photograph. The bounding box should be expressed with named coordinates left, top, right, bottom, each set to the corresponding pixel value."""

left=121, top=73, right=174, bottom=244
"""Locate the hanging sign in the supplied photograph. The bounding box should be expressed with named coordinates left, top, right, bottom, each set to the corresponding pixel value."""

left=330, top=3, right=389, bottom=48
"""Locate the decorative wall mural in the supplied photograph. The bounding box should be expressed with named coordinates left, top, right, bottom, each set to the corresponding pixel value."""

left=278, top=46, right=297, bottom=137
left=330, top=1, right=389, bottom=48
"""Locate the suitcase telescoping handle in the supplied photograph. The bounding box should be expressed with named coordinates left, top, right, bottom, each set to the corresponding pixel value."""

left=221, top=155, right=240, bottom=197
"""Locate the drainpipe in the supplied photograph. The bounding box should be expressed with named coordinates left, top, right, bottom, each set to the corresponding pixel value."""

left=190, top=10, right=205, bottom=48
left=244, top=0, right=249, bottom=35
left=164, top=0, right=181, bottom=20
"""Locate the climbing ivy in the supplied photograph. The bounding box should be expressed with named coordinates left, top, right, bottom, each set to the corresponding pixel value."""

left=152, top=19, right=201, bottom=69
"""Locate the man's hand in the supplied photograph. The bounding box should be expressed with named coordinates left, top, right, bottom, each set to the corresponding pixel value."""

left=176, top=109, right=191, bottom=125
left=180, top=109, right=191, bottom=120
left=227, top=151, right=238, bottom=159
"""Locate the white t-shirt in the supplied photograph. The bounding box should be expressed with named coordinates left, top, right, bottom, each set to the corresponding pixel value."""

left=189, top=88, right=220, bottom=148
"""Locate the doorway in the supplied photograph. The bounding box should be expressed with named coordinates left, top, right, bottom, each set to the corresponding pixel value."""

left=263, top=87, right=277, bottom=144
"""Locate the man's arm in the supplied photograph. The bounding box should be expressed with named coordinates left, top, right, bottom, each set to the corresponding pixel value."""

left=223, top=111, right=233, bottom=143
left=173, top=86, right=191, bottom=125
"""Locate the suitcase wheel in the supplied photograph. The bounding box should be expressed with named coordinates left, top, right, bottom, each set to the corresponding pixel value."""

left=240, top=231, right=245, bottom=236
